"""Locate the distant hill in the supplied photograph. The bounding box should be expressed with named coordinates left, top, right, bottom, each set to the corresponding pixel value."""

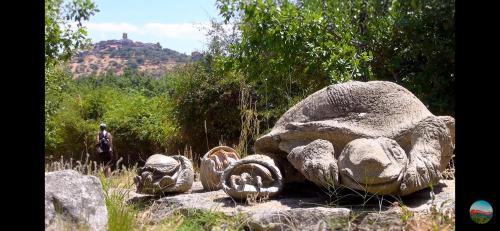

left=470, top=209, right=492, bottom=216
left=69, top=33, right=203, bottom=78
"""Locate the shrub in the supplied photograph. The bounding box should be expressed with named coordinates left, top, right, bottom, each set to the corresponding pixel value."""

left=166, top=62, right=243, bottom=159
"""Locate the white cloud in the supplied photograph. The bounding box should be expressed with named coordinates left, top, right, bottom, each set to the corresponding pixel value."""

left=144, top=22, right=209, bottom=39
left=86, top=22, right=142, bottom=34
left=81, top=21, right=237, bottom=53
left=84, top=22, right=210, bottom=39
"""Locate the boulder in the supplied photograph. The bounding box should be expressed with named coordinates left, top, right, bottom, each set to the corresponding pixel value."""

left=45, top=170, right=108, bottom=231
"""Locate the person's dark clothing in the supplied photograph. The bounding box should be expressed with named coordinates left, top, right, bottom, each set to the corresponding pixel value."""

left=96, top=130, right=114, bottom=168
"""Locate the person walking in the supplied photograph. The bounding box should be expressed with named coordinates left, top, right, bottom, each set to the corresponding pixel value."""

left=96, top=123, right=114, bottom=177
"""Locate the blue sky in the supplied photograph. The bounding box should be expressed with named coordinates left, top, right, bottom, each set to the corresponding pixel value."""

left=471, top=200, right=493, bottom=212
left=84, top=0, right=222, bottom=54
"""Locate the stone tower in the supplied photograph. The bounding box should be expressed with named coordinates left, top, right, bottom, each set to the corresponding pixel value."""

left=122, top=33, right=128, bottom=39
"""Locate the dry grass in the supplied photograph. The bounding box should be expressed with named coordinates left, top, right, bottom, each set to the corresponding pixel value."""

left=237, top=83, right=260, bottom=157
left=45, top=154, right=127, bottom=176
left=442, top=155, right=456, bottom=180
left=47, top=214, right=91, bottom=231
left=107, top=166, right=138, bottom=190
left=404, top=209, right=455, bottom=231
left=389, top=197, right=455, bottom=231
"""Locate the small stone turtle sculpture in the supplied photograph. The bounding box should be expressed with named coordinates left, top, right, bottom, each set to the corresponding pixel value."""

left=221, top=81, right=455, bottom=199
left=200, top=146, right=240, bottom=191
left=134, top=154, right=194, bottom=195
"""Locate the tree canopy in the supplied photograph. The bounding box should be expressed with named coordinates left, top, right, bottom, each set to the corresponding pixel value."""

left=216, top=0, right=454, bottom=119
left=45, top=0, right=99, bottom=65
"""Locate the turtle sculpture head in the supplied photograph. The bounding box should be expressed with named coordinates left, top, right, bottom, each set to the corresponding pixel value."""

left=134, top=154, right=194, bottom=195
left=220, top=81, right=455, bottom=200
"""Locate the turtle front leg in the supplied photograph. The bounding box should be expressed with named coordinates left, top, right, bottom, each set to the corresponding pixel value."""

left=287, top=139, right=339, bottom=188
left=399, top=116, right=454, bottom=195
left=158, top=175, right=176, bottom=189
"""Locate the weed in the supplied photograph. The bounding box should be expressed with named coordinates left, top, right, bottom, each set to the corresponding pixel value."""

left=100, top=172, right=138, bottom=231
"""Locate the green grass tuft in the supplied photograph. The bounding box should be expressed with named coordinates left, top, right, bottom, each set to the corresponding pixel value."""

left=100, top=172, right=138, bottom=231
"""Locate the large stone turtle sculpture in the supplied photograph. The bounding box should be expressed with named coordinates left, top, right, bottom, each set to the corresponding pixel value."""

left=221, top=81, right=455, bottom=199
left=134, top=154, right=194, bottom=195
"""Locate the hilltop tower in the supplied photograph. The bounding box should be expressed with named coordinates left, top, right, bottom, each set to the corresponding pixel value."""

left=122, top=33, right=128, bottom=40
left=191, top=51, right=203, bottom=61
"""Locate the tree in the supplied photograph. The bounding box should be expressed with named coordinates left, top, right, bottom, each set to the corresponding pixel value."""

left=216, top=0, right=378, bottom=127
left=45, top=0, right=99, bottom=65
left=45, top=0, right=99, bottom=154
left=369, top=0, right=455, bottom=115
left=166, top=62, right=243, bottom=157
left=215, top=0, right=455, bottom=123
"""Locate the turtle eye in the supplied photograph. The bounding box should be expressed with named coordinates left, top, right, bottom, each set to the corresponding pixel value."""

left=387, top=144, right=403, bottom=160
left=391, top=147, right=407, bottom=161
left=392, top=149, right=402, bottom=159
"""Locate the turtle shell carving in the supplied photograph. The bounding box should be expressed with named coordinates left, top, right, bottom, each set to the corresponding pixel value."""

left=255, top=81, right=442, bottom=154
left=141, top=154, right=180, bottom=174
left=221, top=154, right=283, bottom=200
left=222, top=81, right=455, bottom=199
left=200, top=146, right=240, bottom=191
